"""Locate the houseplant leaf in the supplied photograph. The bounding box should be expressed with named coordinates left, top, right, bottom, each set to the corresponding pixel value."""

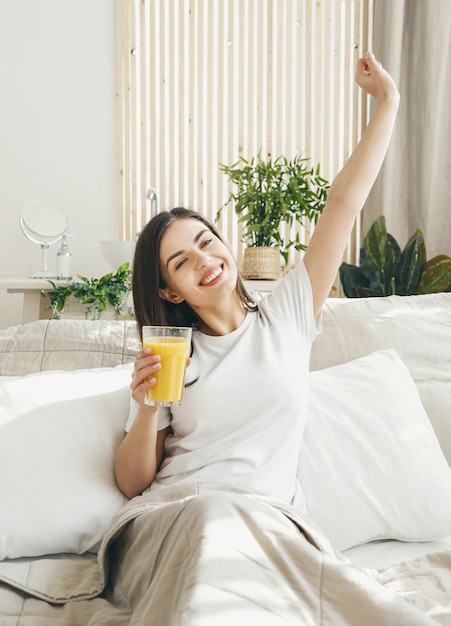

left=363, top=215, right=387, bottom=273
left=339, top=215, right=451, bottom=299
left=339, top=263, right=366, bottom=298
left=360, top=217, right=399, bottom=295
left=339, top=262, right=384, bottom=298
left=393, top=229, right=425, bottom=295
left=382, top=233, right=402, bottom=295
left=416, top=255, right=451, bottom=294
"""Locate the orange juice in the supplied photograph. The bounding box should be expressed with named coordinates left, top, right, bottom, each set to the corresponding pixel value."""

left=143, top=336, right=190, bottom=405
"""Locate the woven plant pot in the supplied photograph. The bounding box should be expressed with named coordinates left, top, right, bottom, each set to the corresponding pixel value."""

left=241, top=246, right=281, bottom=280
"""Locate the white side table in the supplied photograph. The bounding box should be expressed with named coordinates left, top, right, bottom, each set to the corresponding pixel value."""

left=0, top=277, right=281, bottom=325
left=0, top=278, right=69, bottom=324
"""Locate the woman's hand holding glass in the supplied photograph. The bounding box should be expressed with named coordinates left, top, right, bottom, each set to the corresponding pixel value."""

left=130, top=348, right=162, bottom=409
left=131, top=345, right=192, bottom=409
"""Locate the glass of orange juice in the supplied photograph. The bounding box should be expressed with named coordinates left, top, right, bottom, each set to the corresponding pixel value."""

left=142, top=326, right=192, bottom=407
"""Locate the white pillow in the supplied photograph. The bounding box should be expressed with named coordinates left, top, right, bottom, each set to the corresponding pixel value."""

left=0, top=364, right=132, bottom=560
left=299, top=349, right=451, bottom=552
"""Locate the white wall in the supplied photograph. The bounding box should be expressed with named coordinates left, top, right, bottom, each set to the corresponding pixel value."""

left=0, top=0, right=116, bottom=329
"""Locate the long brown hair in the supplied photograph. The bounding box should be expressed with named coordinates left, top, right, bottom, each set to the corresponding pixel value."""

left=132, top=207, right=257, bottom=339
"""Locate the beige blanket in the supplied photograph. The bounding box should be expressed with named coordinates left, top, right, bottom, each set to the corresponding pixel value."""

left=1, top=484, right=450, bottom=625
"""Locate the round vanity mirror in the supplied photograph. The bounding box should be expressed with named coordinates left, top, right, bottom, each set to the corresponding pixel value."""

left=20, top=200, right=69, bottom=278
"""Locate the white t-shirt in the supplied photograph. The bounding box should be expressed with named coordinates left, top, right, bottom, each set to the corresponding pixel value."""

left=126, top=261, right=320, bottom=505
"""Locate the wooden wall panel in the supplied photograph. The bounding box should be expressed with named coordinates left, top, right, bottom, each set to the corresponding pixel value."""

left=116, top=0, right=373, bottom=282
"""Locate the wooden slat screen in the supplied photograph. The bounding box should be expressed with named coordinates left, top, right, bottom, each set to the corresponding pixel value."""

left=116, top=0, right=373, bottom=283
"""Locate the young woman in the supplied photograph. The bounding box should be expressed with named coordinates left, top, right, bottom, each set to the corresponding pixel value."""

left=115, top=52, right=399, bottom=501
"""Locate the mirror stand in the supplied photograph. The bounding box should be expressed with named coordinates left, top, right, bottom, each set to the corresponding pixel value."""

left=19, top=201, right=69, bottom=279
left=29, top=243, right=55, bottom=279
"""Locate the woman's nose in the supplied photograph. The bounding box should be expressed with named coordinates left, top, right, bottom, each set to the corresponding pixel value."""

left=193, top=249, right=210, bottom=269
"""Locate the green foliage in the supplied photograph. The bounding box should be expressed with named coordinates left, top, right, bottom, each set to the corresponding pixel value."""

left=44, top=284, right=73, bottom=320
left=42, top=263, right=134, bottom=320
left=216, top=151, right=329, bottom=264
left=339, top=216, right=451, bottom=298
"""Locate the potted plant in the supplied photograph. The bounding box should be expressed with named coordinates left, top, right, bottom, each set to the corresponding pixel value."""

left=43, top=262, right=134, bottom=320
left=339, top=216, right=451, bottom=297
left=216, top=151, right=329, bottom=279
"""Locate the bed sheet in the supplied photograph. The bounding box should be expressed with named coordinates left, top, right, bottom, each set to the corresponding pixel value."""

left=344, top=535, right=451, bottom=570
left=0, top=485, right=450, bottom=626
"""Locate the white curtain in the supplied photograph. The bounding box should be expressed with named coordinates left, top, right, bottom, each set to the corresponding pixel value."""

left=364, top=0, right=451, bottom=258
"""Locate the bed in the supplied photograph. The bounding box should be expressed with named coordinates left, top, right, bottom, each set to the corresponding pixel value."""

left=1, top=291, right=451, bottom=625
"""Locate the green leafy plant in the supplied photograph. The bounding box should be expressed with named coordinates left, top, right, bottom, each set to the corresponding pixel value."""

left=42, top=262, right=134, bottom=320
left=44, top=284, right=73, bottom=320
left=339, top=216, right=451, bottom=297
left=216, top=151, right=329, bottom=264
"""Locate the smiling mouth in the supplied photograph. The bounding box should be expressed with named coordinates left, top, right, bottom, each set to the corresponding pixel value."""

left=200, top=265, right=223, bottom=286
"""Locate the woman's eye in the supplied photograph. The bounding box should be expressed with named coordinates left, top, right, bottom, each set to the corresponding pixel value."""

left=201, top=238, right=212, bottom=247
left=175, top=258, right=187, bottom=270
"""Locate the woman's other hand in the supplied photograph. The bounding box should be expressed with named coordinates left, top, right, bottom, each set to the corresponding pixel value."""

left=355, top=51, right=399, bottom=103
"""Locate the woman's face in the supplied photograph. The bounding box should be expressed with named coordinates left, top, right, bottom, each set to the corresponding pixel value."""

left=158, top=218, right=238, bottom=307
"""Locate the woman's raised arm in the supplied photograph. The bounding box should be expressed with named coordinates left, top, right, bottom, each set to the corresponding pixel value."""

left=304, top=52, right=400, bottom=319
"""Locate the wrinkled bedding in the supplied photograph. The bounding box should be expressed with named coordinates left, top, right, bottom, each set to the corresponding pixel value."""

left=1, top=484, right=450, bottom=626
